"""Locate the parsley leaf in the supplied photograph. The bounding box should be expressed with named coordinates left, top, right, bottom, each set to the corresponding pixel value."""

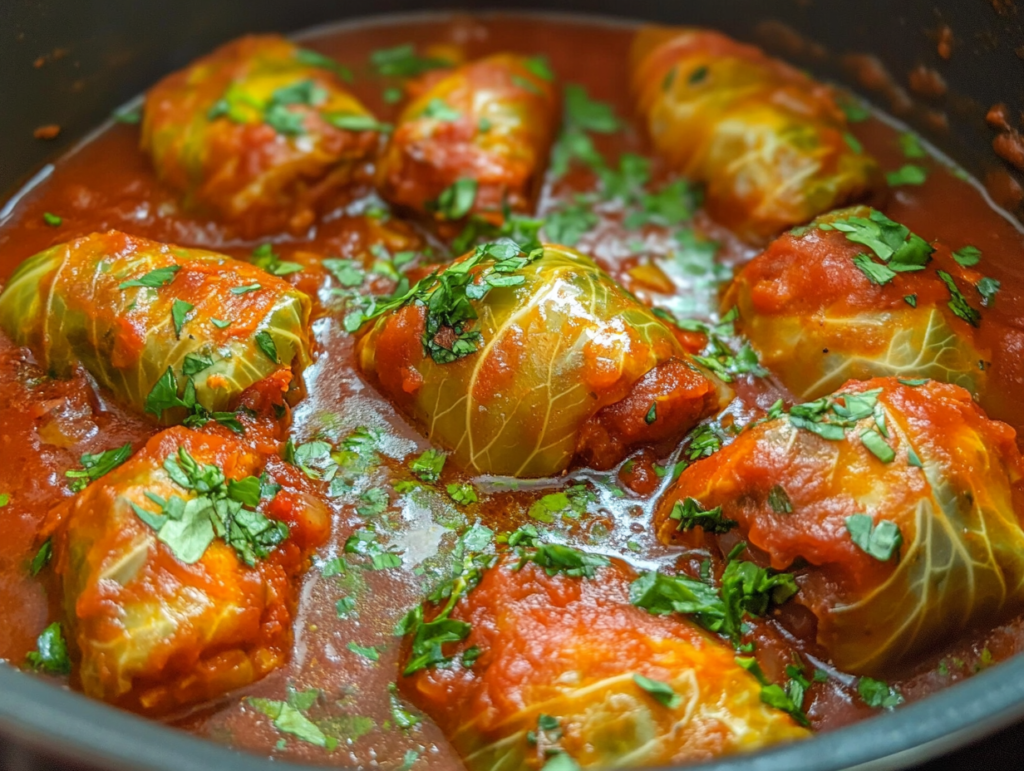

left=65, top=442, right=133, bottom=492
left=937, top=270, right=981, bottom=326
left=370, top=43, right=451, bottom=78
left=857, top=676, right=904, bottom=709
left=171, top=299, right=193, bottom=338
left=29, top=539, right=52, bottom=576
left=528, top=484, right=595, bottom=523
left=255, top=330, right=279, bottom=364
left=632, top=674, right=682, bottom=708
left=669, top=497, right=737, bottom=534
left=347, top=641, right=380, bottom=661
left=25, top=622, right=71, bottom=675
left=736, top=656, right=810, bottom=726
left=248, top=696, right=335, bottom=749
left=952, top=245, right=981, bottom=267
left=446, top=483, right=478, bottom=505
left=845, top=514, right=902, bottom=561
left=977, top=276, right=1001, bottom=307
left=422, top=97, right=461, bottom=121
left=250, top=243, right=303, bottom=276
left=231, top=283, right=262, bottom=295
left=410, top=449, right=446, bottom=483
left=516, top=542, right=609, bottom=578
left=43, top=212, right=62, bottom=227
left=119, top=265, right=180, bottom=290
left=400, top=525, right=495, bottom=675
left=767, top=485, right=793, bottom=514
left=432, top=178, right=477, bottom=220
left=886, top=164, right=928, bottom=186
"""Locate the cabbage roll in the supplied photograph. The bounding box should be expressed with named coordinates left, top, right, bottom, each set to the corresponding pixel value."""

left=654, top=378, right=1024, bottom=676
left=631, top=27, right=880, bottom=241
left=724, top=207, right=988, bottom=402
left=0, top=231, right=313, bottom=424
left=142, top=35, right=381, bottom=237
left=376, top=54, right=558, bottom=223
left=400, top=551, right=809, bottom=770
left=355, top=243, right=729, bottom=477
left=44, top=425, right=330, bottom=713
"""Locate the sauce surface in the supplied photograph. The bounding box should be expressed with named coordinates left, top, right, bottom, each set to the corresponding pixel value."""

left=3, top=12, right=1024, bottom=770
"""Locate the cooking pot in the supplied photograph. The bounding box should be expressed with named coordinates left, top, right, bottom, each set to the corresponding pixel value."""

left=2, top=1, right=1024, bottom=769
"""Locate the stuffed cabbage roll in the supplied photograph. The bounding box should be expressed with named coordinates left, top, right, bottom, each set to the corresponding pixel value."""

left=631, top=27, right=880, bottom=241
left=376, top=54, right=558, bottom=223
left=142, top=35, right=381, bottom=237
left=44, top=425, right=330, bottom=713
left=724, top=207, right=988, bottom=402
left=654, top=378, right=1024, bottom=676
left=400, top=550, right=809, bottom=770
left=0, top=231, right=313, bottom=424
left=355, top=243, right=729, bottom=477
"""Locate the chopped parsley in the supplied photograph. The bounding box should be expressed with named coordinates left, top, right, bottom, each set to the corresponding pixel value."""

left=899, top=132, right=927, bottom=159
left=346, top=641, right=380, bottom=662
left=25, top=622, right=71, bottom=675
left=432, top=178, right=478, bottom=220
left=819, top=210, right=933, bottom=286
left=255, top=330, right=279, bottom=364
left=131, top=446, right=288, bottom=566
left=655, top=307, right=766, bottom=384
left=249, top=691, right=336, bottom=750
left=345, top=239, right=542, bottom=364
left=845, top=514, right=902, bottom=562
left=421, top=97, right=461, bottom=122
left=736, top=656, right=810, bottom=726
left=65, top=442, right=133, bottom=492
left=344, top=528, right=402, bottom=570
left=171, top=299, right=193, bottom=338
left=767, top=485, right=793, bottom=514
left=857, top=677, right=904, bottom=709
left=230, top=283, right=262, bottom=295
left=399, top=524, right=496, bottom=675
left=669, top=497, right=736, bottom=534
left=143, top=367, right=248, bottom=433
left=370, top=43, right=452, bottom=78
left=446, top=483, right=478, bottom=505
left=515, top=542, right=609, bottom=579
left=937, top=270, right=981, bottom=326
left=528, top=484, right=595, bottom=523
left=632, top=674, right=682, bottom=708
left=323, top=258, right=365, bottom=288
left=645, top=402, right=658, bottom=424
left=211, top=318, right=231, bottom=329
left=886, top=164, right=928, bottom=186
left=977, top=276, right=1001, bottom=307
left=119, top=264, right=180, bottom=290
left=250, top=243, right=302, bottom=276
left=29, top=539, right=52, bottom=576
left=43, top=212, right=62, bottom=227
left=630, top=548, right=797, bottom=646
left=325, top=113, right=391, bottom=132
left=523, top=56, right=555, bottom=81
left=952, top=245, right=981, bottom=267
left=542, top=197, right=598, bottom=246
left=295, top=48, right=353, bottom=81
left=410, top=449, right=446, bottom=483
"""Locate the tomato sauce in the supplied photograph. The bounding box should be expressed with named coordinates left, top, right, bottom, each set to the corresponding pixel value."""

left=2, top=11, right=1024, bottom=769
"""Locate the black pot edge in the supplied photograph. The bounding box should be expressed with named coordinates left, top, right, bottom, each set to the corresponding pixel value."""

left=3, top=648, right=1024, bottom=771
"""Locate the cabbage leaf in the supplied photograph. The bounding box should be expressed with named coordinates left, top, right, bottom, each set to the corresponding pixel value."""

left=655, top=378, right=1024, bottom=675
left=631, top=27, right=879, bottom=241
left=0, top=231, right=312, bottom=424
left=357, top=244, right=728, bottom=477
